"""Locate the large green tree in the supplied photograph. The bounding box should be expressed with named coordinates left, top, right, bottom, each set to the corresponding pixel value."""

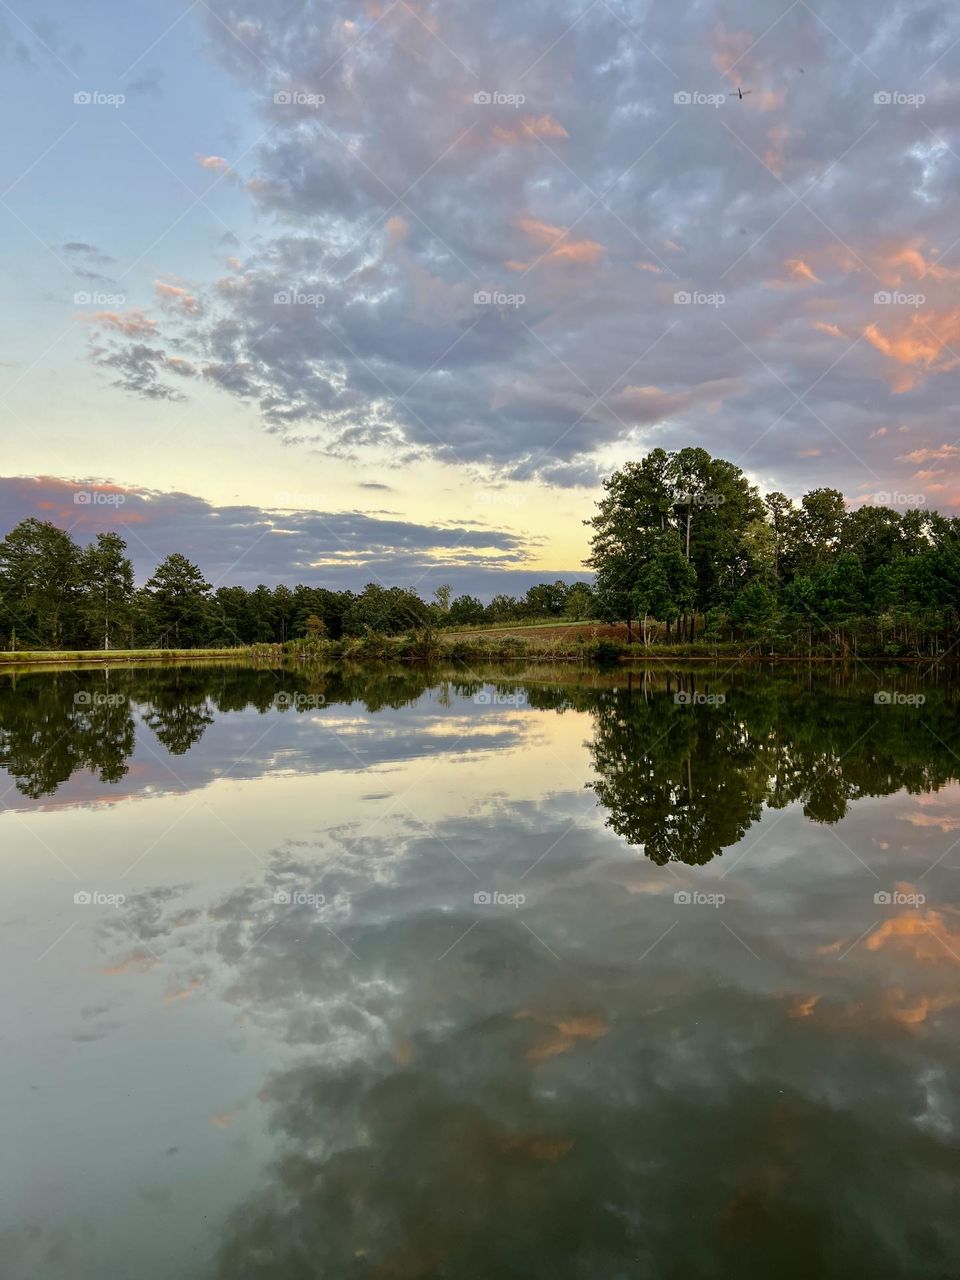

left=78, top=532, right=135, bottom=649
left=0, top=519, right=81, bottom=649
left=142, top=553, right=213, bottom=647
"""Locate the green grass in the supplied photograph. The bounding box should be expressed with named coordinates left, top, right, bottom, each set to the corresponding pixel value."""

left=0, top=647, right=249, bottom=665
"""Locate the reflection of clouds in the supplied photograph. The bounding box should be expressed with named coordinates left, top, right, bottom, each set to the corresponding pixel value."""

left=898, top=786, right=960, bottom=833
left=77, top=792, right=960, bottom=1275
left=1, top=688, right=532, bottom=812
left=13, top=670, right=960, bottom=1276
left=865, top=907, right=960, bottom=964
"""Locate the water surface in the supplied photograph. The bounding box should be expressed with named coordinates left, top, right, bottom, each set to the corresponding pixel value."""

left=1, top=661, right=958, bottom=1278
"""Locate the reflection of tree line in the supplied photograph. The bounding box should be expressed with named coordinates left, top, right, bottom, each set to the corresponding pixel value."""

left=2, top=667, right=958, bottom=857
left=0, top=665, right=454, bottom=797
left=573, top=667, right=960, bottom=864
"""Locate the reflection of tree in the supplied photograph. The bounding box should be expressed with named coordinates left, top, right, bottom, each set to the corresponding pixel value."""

left=2, top=663, right=959, bottom=832
left=0, top=674, right=134, bottom=797
left=0, top=663, right=446, bottom=798
left=584, top=667, right=960, bottom=864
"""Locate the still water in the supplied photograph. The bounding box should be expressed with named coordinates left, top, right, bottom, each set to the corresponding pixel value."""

left=1, top=661, right=958, bottom=1278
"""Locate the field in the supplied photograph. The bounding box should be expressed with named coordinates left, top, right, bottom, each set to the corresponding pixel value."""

left=442, top=620, right=632, bottom=643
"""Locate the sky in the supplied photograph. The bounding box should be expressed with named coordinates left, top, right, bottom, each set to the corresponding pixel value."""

left=2, top=0, right=960, bottom=594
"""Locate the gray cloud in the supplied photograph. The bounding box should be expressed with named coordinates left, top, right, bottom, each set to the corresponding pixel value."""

left=0, top=474, right=580, bottom=596
left=83, top=0, right=960, bottom=504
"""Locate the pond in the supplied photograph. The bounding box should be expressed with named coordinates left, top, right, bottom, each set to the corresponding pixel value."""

left=1, top=661, right=958, bottom=1278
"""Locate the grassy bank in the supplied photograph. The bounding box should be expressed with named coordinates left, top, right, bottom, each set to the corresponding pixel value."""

left=2, top=631, right=952, bottom=669
left=0, top=647, right=249, bottom=666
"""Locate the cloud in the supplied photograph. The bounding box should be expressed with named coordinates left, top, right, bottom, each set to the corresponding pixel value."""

left=196, top=154, right=232, bottom=173
left=71, top=0, right=960, bottom=503
left=512, top=217, right=605, bottom=267
left=491, top=114, right=569, bottom=145
left=154, top=279, right=202, bottom=315
left=0, top=474, right=577, bottom=596
left=90, top=310, right=156, bottom=336
left=864, top=309, right=960, bottom=391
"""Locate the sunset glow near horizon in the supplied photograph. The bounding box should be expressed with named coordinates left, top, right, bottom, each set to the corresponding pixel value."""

left=2, top=0, right=960, bottom=593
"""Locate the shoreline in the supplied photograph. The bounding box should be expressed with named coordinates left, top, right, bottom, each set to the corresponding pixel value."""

left=0, top=647, right=952, bottom=672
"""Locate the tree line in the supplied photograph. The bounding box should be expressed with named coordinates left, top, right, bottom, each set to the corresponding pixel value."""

left=0, top=518, right=597, bottom=650
left=3, top=444, right=958, bottom=654
left=587, top=446, right=960, bottom=654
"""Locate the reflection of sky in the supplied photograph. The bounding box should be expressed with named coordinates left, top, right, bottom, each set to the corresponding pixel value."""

left=0, top=687, right=538, bottom=812
left=1, top=684, right=958, bottom=1278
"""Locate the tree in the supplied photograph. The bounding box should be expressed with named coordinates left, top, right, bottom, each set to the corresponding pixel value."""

left=563, top=582, right=596, bottom=620
left=447, top=594, right=485, bottom=626
left=0, top=519, right=81, bottom=649
left=78, top=533, right=135, bottom=649
left=142, top=554, right=213, bottom=647
left=631, top=531, right=696, bottom=644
